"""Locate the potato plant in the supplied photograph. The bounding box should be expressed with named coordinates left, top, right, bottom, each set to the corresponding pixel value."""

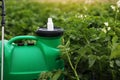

left=1, top=0, right=120, bottom=80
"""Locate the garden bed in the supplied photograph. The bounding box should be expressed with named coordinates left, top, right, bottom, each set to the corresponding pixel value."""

left=2, top=0, right=120, bottom=80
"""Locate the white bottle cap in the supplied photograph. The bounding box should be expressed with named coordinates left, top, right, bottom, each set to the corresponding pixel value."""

left=47, top=18, right=54, bottom=31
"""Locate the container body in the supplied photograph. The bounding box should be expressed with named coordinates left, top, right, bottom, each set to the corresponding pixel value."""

left=0, top=36, right=64, bottom=80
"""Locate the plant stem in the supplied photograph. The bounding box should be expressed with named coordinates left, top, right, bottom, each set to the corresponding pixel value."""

left=99, top=61, right=102, bottom=80
left=84, top=35, right=90, bottom=44
left=66, top=52, right=80, bottom=80
left=112, top=70, right=115, bottom=80
left=75, top=56, right=81, bottom=70
left=114, top=7, right=118, bottom=25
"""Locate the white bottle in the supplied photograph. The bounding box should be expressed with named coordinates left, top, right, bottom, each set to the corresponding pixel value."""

left=47, top=18, right=54, bottom=31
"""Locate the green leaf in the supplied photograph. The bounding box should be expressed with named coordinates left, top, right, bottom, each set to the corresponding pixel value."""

left=112, top=36, right=118, bottom=45
left=38, top=71, right=53, bottom=80
left=65, top=40, right=70, bottom=48
left=110, top=61, right=114, bottom=68
left=111, top=36, right=118, bottom=51
left=88, top=55, right=97, bottom=68
left=110, top=44, right=120, bottom=59
left=115, top=60, right=120, bottom=67
left=79, top=47, right=87, bottom=56
left=51, top=70, right=62, bottom=80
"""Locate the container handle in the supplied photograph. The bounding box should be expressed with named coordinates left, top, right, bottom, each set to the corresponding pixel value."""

left=8, top=36, right=38, bottom=44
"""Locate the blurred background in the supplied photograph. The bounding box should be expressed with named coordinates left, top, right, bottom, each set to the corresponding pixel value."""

left=32, top=0, right=116, bottom=3
left=1, top=0, right=120, bottom=80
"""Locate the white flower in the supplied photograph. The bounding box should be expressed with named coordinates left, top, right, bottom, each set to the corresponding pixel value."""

left=107, top=27, right=111, bottom=31
left=117, top=10, right=119, bottom=12
left=76, top=14, right=87, bottom=19
left=110, top=5, right=116, bottom=11
left=101, top=28, right=107, bottom=33
left=77, top=14, right=84, bottom=18
left=80, top=15, right=83, bottom=18
left=117, top=0, right=120, bottom=8
left=84, top=15, right=87, bottom=18
left=104, top=22, right=109, bottom=27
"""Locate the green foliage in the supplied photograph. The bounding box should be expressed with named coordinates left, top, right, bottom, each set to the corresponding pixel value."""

left=38, top=70, right=63, bottom=80
left=1, top=0, right=120, bottom=80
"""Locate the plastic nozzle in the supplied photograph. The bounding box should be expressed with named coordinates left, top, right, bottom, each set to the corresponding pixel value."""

left=47, top=18, right=54, bottom=31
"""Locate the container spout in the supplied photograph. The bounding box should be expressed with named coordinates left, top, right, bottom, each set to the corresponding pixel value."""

left=47, top=18, right=54, bottom=31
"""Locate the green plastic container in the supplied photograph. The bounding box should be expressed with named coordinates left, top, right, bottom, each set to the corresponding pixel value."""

left=0, top=28, right=64, bottom=80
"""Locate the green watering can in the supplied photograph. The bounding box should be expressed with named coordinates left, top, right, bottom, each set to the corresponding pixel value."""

left=0, top=28, right=64, bottom=80
left=0, top=0, right=64, bottom=79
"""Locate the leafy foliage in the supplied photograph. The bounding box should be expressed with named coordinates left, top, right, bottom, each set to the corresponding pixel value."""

left=1, top=0, right=120, bottom=80
left=38, top=70, right=63, bottom=80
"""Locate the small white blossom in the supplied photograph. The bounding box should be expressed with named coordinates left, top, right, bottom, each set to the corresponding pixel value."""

left=104, top=22, right=109, bottom=27
left=117, top=10, right=119, bottom=12
left=76, top=14, right=87, bottom=19
left=101, top=28, right=107, bottom=33
left=84, top=15, right=87, bottom=18
left=110, top=5, right=116, bottom=11
left=107, top=27, right=111, bottom=31
left=80, top=15, right=83, bottom=18
left=117, top=0, right=120, bottom=8
left=77, top=14, right=84, bottom=18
